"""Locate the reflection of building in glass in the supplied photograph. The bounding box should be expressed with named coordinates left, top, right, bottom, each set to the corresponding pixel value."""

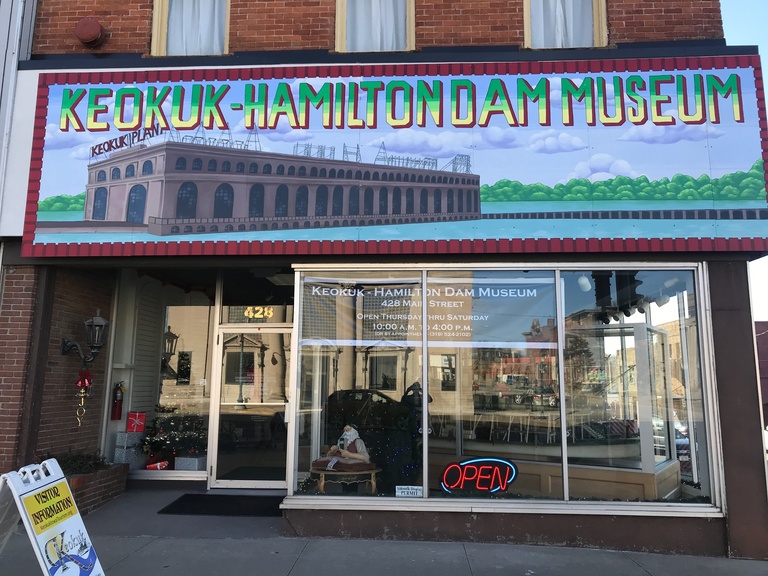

left=83, top=141, right=482, bottom=236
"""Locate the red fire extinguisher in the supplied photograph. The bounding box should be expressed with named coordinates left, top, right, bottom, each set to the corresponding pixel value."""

left=111, top=382, right=124, bottom=421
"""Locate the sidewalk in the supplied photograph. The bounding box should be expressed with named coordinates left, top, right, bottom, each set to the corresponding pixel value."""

left=2, top=487, right=767, bottom=576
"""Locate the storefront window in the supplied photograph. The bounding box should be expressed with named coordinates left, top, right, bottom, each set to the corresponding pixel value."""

left=426, top=270, right=561, bottom=499
left=293, top=266, right=711, bottom=504
left=141, top=304, right=213, bottom=472
left=561, top=270, right=709, bottom=503
left=295, top=271, right=423, bottom=495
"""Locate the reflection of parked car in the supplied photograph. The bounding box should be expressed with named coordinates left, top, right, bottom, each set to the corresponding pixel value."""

left=530, top=386, right=560, bottom=407
left=493, top=376, right=560, bottom=408
left=323, top=389, right=415, bottom=442
left=494, top=375, right=534, bottom=405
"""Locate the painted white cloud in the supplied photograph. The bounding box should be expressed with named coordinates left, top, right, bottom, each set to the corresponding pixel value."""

left=261, top=121, right=314, bottom=143
left=618, top=108, right=723, bottom=144
left=547, top=77, right=615, bottom=110
left=367, top=126, right=522, bottom=158
left=230, top=117, right=312, bottom=144
left=529, top=129, right=587, bottom=154
left=564, top=153, right=639, bottom=183
left=44, top=123, right=99, bottom=150
left=69, top=144, right=95, bottom=161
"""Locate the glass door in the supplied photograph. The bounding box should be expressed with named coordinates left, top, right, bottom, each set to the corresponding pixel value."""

left=209, top=327, right=291, bottom=488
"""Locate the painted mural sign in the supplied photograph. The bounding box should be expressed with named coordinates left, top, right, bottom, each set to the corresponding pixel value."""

left=23, top=57, right=768, bottom=257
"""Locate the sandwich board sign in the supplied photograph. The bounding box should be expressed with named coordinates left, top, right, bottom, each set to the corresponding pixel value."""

left=0, top=458, right=104, bottom=575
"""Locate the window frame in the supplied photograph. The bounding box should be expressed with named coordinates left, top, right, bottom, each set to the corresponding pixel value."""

left=335, top=0, right=415, bottom=53
left=151, top=0, right=231, bottom=57
left=523, top=0, right=608, bottom=50
left=289, top=262, right=723, bottom=514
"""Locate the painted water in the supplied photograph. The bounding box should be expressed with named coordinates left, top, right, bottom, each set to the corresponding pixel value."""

left=33, top=199, right=767, bottom=246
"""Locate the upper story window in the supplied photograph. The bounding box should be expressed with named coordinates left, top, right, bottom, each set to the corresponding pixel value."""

left=336, top=0, right=414, bottom=53
left=526, top=0, right=607, bottom=49
left=151, top=0, right=228, bottom=56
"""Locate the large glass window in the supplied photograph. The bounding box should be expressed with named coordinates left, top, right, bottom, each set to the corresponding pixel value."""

left=296, top=271, right=423, bottom=496
left=337, top=0, right=413, bottom=52
left=152, top=0, right=227, bottom=56
left=111, top=272, right=215, bottom=477
left=141, top=305, right=213, bottom=473
left=527, top=0, right=607, bottom=49
left=561, top=270, right=708, bottom=502
left=426, top=270, right=561, bottom=500
left=293, top=266, right=711, bottom=505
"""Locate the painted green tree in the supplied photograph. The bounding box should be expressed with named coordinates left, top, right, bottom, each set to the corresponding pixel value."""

left=480, top=160, right=766, bottom=203
left=38, top=192, right=86, bottom=212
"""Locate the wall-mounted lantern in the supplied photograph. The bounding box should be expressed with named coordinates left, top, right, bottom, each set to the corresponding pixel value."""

left=61, top=309, right=111, bottom=365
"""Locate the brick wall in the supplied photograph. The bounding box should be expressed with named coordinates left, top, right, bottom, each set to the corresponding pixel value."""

left=0, top=266, right=115, bottom=474
left=36, top=269, right=115, bottom=459
left=67, top=463, right=129, bottom=515
left=31, top=0, right=724, bottom=56
left=229, top=0, right=335, bottom=52
left=416, top=1, right=524, bottom=48
left=608, top=1, right=723, bottom=44
left=0, top=266, right=37, bottom=473
left=32, top=1, right=153, bottom=54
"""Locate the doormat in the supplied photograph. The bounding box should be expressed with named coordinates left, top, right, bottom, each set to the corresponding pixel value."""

left=157, top=494, right=283, bottom=517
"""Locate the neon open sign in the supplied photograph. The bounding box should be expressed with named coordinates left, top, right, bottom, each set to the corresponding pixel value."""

left=441, top=458, right=518, bottom=494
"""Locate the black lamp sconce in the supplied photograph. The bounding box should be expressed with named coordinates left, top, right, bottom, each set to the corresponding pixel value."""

left=61, top=309, right=111, bottom=364
left=160, top=326, right=179, bottom=377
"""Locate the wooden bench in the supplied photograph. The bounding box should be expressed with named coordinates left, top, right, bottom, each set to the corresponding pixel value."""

left=310, top=467, right=381, bottom=494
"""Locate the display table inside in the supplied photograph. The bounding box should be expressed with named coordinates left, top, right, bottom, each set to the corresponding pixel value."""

left=310, top=467, right=381, bottom=494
